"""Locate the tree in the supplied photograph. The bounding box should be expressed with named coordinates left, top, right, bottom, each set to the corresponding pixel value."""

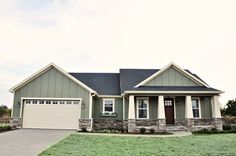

left=224, top=99, right=236, bottom=116
left=0, top=105, right=11, bottom=117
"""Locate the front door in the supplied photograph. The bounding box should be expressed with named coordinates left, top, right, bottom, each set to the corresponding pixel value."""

left=164, top=98, right=174, bottom=125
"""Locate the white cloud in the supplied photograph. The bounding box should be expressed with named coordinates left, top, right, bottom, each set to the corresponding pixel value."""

left=0, top=0, right=236, bottom=107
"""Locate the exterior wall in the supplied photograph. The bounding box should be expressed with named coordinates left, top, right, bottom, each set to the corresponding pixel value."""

left=144, top=67, right=199, bottom=86
left=93, top=97, right=123, bottom=120
left=175, top=96, right=185, bottom=119
left=134, top=96, right=158, bottom=119
left=200, top=97, right=212, bottom=118
left=12, top=67, right=91, bottom=118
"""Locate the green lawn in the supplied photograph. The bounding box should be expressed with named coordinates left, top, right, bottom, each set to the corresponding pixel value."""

left=39, top=134, right=236, bottom=156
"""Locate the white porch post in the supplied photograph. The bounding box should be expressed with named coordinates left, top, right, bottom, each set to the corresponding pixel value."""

left=128, top=95, right=135, bottom=119
left=212, top=96, right=222, bottom=118
left=185, top=95, right=193, bottom=119
left=128, top=95, right=136, bottom=132
left=157, top=95, right=165, bottom=119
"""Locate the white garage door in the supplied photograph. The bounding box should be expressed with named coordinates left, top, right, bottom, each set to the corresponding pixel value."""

left=22, top=99, right=81, bottom=129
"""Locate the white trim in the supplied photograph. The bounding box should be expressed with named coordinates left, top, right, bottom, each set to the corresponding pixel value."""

left=134, top=62, right=209, bottom=88
left=89, top=95, right=93, bottom=119
left=191, top=97, right=201, bottom=119
left=136, top=97, right=149, bottom=119
left=123, top=97, right=125, bottom=120
left=124, top=90, right=223, bottom=94
left=9, top=63, right=96, bottom=93
left=102, top=98, right=115, bottom=113
left=10, top=93, right=14, bottom=118
left=98, top=95, right=122, bottom=98
left=20, top=97, right=82, bottom=118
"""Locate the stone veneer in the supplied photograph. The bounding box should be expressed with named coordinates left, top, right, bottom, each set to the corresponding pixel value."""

left=10, top=118, right=22, bottom=128
left=93, top=119, right=125, bottom=130
left=175, top=118, right=223, bottom=131
left=79, top=118, right=92, bottom=130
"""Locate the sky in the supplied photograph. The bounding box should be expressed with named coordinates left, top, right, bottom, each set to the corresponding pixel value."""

left=0, top=0, right=236, bottom=108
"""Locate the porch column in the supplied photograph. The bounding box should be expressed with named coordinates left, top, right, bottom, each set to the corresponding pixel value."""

left=157, top=95, right=166, bottom=130
left=128, top=95, right=135, bottom=119
left=185, top=95, right=193, bottom=118
left=185, top=95, right=193, bottom=129
left=212, top=96, right=222, bottom=118
left=128, top=95, right=136, bottom=132
left=212, top=96, right=223, bottom=130
left=157, top=95, right=165, bottom=119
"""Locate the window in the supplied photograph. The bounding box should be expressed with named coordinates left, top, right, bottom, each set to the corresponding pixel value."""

left=67, top=101, right=72, bottom=104
left=164, top=100, right=172, bottom=106
left=45, top=100, right=51, bottom=104
left=73, top=101, right=79, bottom=105
left=32, top=100, right=38, bottom=104
left=59, top=101, right=65, bottom=104
left=39, top=100, right=44, bottom=104
left=192, top=98, right=201, bottom=118
left=52, top=101, right=58, bottom=104
left=137, top=98, right=149, bottom=119
left=25, top=100, right=31, bottom=104
left=103, top=99, right=115, bottom=113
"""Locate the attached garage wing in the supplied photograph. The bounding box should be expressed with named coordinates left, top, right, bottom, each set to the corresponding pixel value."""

left=22, top=98, right=81, bottom=129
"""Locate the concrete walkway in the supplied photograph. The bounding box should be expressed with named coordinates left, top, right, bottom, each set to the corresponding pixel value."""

left=0, top=129, right=74, bottom=156
left=77, top=131, right=192, bottom=137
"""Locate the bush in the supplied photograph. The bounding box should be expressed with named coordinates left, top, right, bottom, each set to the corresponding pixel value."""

left=139, top=127, right=146, bottom=134
left=80, top=127, right=88, bottom=132
left=0, top=125, right=12, bottom=132
left=149, top=128, right=155, bottom=134
left=192, top=128, right=236, bottom=135
left=223, top=124, right=232, bottom=130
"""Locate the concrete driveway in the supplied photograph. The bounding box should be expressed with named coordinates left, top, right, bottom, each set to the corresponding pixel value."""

left=0, top=129, right=74, bottom=156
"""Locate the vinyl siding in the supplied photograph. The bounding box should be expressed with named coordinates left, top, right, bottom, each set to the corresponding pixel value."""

left=145, top=67, right=200, bottom=86
left=12, top=67, right=91, bottom=118
left=175, top=96, right=185, bottom=119
left=200, top=97, right=212, bottom=118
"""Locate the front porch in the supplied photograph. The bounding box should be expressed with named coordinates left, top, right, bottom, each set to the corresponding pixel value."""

left=127, top=95, right=222, bottom=132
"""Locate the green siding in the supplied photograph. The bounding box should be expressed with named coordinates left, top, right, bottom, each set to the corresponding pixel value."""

left=175, top=96, right=185, bottom=119
left=12, top=67, right=91, bottom=118
left=93, top=97, right=123, bottom=120
left=145, top=67, right=200, bottom=86
left=200, top=97, right=212, bottom=118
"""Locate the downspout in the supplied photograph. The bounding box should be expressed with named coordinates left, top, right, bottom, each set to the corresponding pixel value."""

left=89, top=92, right=96, bottom=131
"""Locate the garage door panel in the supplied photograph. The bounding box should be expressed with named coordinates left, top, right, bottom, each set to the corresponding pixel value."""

left=22, top=100, right=80, bottom=129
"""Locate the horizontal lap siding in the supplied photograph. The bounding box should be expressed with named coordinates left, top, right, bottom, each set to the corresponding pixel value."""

left=13, top=67, right=90, bottom=118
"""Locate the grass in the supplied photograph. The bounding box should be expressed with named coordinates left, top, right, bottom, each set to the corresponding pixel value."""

left=39, top=134, right=236, bottom=156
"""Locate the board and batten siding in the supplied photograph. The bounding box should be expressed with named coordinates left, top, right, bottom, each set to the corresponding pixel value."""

left=12, top=67, right=91, bottom=118
left=144, top=67, right=200, bottom=86
left=175, top=96, right=212, bottom=119
left=93, top=97, right=123, bottom=120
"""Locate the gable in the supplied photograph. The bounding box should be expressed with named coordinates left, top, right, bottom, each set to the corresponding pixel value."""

left=144, top=67, right=200, bottom=86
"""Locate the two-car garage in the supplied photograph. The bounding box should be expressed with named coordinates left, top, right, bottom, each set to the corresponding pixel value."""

left=22, top=98, right=81, bottom=129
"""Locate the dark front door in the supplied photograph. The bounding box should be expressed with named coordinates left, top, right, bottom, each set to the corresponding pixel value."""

left=164, top=98, right=174, bottom=124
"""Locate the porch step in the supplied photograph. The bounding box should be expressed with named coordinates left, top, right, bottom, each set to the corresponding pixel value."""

left=165, top=126, right=187, bottom=132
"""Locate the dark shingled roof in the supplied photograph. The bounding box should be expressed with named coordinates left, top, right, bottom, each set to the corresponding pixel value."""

left=69, top=69, right=216, bottom=95
left=69, top=73, right=121, bottom=95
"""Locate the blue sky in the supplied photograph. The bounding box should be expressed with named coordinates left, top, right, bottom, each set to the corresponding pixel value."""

left=0, top=0, right=236, bottom=107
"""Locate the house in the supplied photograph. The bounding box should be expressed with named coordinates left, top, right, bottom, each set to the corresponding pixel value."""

left=10, top=62, right=223, bottom=132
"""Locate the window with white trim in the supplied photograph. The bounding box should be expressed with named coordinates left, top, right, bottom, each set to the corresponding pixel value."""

left=103, top=99, right=115, bottom=113
left=137, top=98, right=149, bottom=119
left=192, top=98, right=201, bottom=118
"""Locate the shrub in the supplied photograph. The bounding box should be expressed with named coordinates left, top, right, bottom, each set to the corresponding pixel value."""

left=149, top=128, right=155, bottom=134
left=223, top=124, right=232, bottom=130
left=117, top=127, right=125, bottom=133
left=139, top=127, right=146, bottom=134
left=81, top=127, right=88, bottom=132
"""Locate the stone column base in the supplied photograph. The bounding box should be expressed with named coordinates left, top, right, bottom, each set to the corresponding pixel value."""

left=128, top=119, right=136, bottom=132
left=79, top=118, right=92, bottom=131
left=213, top=118, right=223, bottom=131
left=10, top=118, right=22, bottom=128
left=185, top=118, right=194, bottom=130
left=157, top=119, right=166, bottom=131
